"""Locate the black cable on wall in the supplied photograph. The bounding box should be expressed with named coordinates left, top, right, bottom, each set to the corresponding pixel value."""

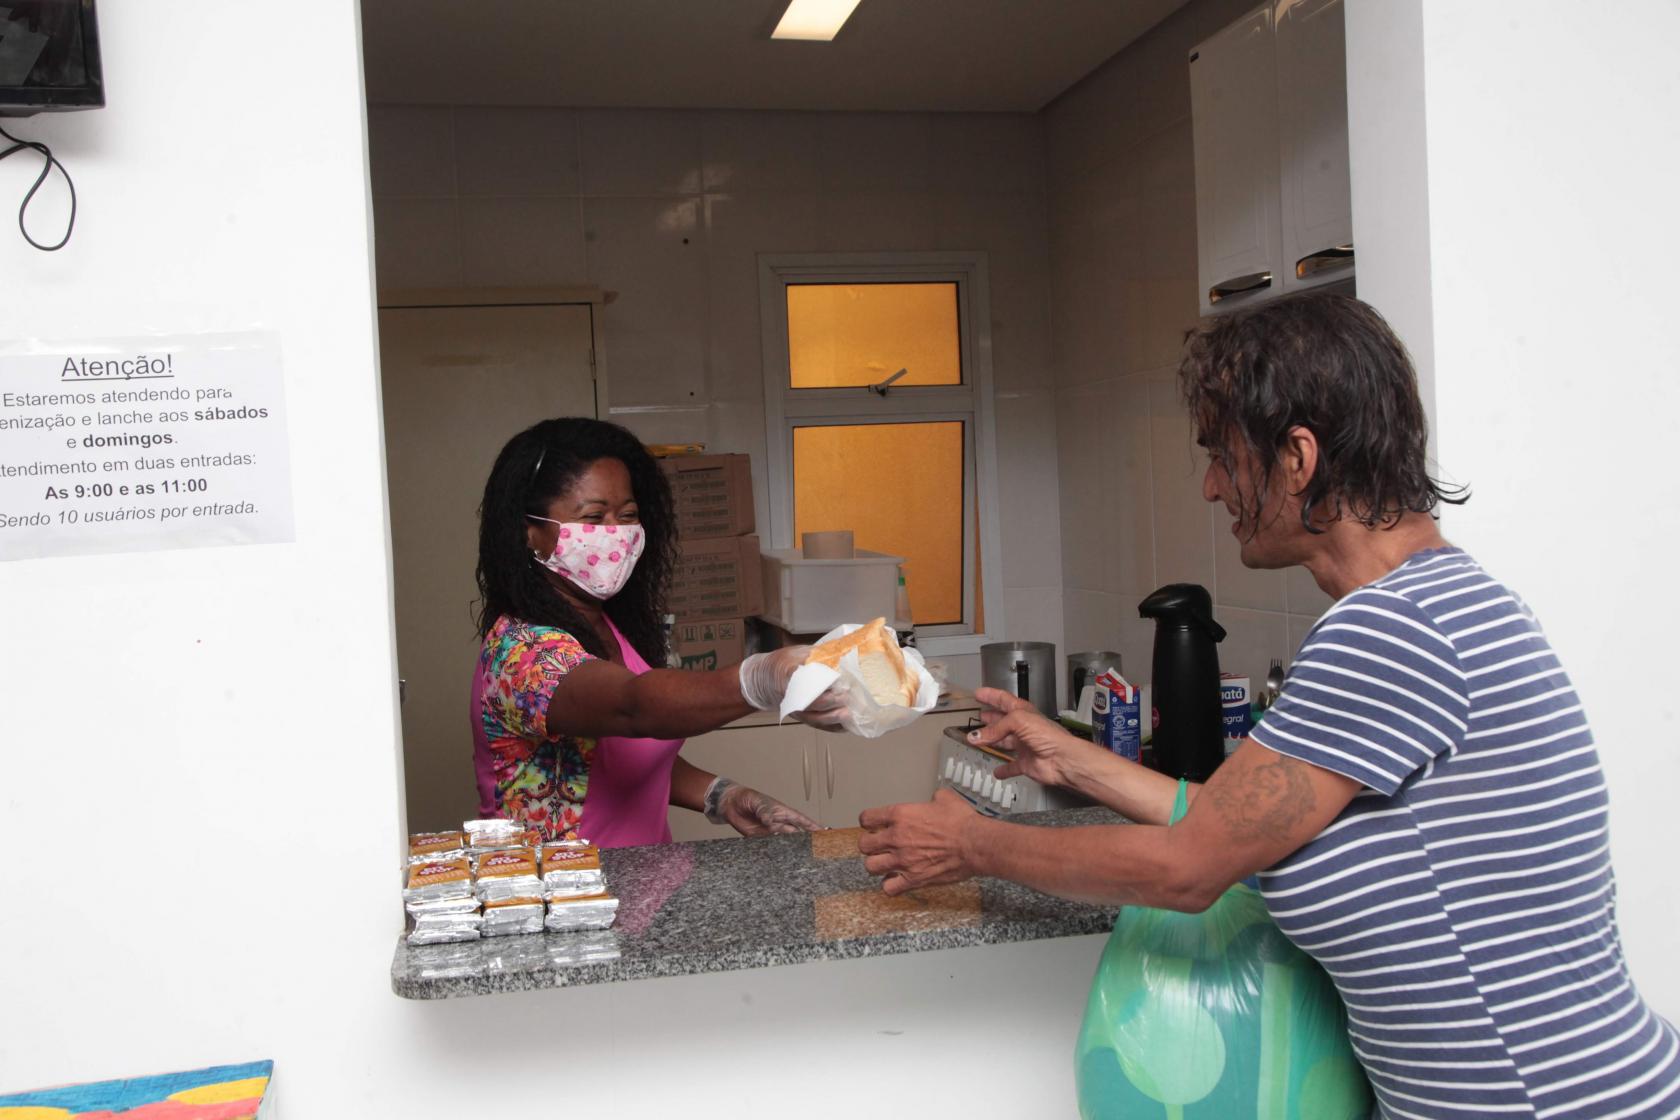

left=0, top=122, right=77, bottom=251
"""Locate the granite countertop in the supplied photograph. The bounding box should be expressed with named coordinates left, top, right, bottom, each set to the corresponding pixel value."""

left=392, top=806, right=1123, bottom=1000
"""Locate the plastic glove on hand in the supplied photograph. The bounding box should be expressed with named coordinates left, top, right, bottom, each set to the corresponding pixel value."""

left=737, top=645, right=813, bottom=711
left=718, top=782, right=819, bottom=837
left=792, top=677, right=852, bottom=732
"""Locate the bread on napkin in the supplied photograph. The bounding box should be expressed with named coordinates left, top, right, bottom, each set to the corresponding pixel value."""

left=806, top=617, right=918, bottom=707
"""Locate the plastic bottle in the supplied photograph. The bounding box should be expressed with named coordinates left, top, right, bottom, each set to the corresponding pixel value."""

left=893, top=567, right=916, bottom=649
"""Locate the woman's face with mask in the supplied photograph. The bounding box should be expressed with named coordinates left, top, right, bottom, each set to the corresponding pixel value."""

left=526, top=457, right=644, bottom=600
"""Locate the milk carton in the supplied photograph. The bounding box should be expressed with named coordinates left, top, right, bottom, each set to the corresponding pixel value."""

left=1091, top=669, right=1142, bottom=762
left=1221, top=673, right=1253, bottom=756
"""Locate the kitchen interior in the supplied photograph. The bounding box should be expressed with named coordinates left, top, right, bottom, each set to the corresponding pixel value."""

left=7, top=0, right=1679, bottom=1115
left=368, top=0, right=1347, bottom=844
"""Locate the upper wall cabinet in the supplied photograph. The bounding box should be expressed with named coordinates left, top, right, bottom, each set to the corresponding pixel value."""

left=1276, top=0, right=1353, bottom=291
left=1190, top=7, right=1281, bottom=316
left=1190, top=0, right=1352, bottom=317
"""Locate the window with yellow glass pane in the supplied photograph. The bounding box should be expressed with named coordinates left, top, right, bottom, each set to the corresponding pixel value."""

left=786, top=284, right=962, bottom=389
left=793, top=422, right=967, bottom=626
left=763, top=253, right=996, bottom=644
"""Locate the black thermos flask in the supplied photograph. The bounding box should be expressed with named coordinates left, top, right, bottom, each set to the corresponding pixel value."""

left=1138, top=583, right=1227, bottom=782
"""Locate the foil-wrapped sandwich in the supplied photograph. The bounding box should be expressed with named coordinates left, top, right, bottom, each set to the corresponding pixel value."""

left=474, top=848, right=543, bottom=904
left=407, top=830, right=467, bottom=864
left=462, top=818, right=532, bottom=856
left=403, top=857, right=474, bottom=904
left=406, top=896, right=482, bottom=945
left=541, top=843, right=606, bottom=896
left=546, top=891, right=619, bottom=932
left=407, top=918, right=481, bottom=945
left=481, top=896, right=546, bottom=938
left=405, top=896, right=479, bottom=918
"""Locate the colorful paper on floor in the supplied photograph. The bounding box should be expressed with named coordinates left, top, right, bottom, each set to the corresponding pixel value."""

left=0, top=1059, right=273, bottom=1119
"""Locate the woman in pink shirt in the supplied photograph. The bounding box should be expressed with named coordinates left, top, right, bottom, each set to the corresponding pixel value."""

left=470, top=417, right=835, bottom=847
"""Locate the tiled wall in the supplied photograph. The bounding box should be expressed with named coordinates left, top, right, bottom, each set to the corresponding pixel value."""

left=367, top=107, right=1063, bottom=683
left=1043, top=0, right=1332, bottom=691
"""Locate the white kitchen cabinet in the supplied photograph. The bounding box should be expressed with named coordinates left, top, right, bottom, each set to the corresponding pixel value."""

left=1190, top=1, right=1352, bottom=315
left=666, top=703, right=977, bottom=841
left=1276, top=0, right=1354, bottom=294
left=817, top=720, right=945, bottom=827
left=665, top=722, right=818, bottom=841
left=1191, top=5, right=1282, bottom=316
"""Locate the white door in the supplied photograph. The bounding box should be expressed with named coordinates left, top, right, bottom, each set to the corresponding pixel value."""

left=1191, top=5, right=1283, bottom=315
left=381, top=301, right=597, bottom=831
left=1276, top=0, right=1353, bottom=293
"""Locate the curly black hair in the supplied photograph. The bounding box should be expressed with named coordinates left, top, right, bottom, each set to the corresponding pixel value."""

left=1179, top=291, right=1467, bottom=535
left=475, top=417, right=677, bottom=665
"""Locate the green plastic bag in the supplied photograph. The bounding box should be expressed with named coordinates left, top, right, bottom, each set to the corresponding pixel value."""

left=1075, top=783, right=1371, bottom=1120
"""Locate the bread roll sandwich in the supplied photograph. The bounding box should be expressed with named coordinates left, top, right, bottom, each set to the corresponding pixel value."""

left=807, top=617, right=918, bottom=707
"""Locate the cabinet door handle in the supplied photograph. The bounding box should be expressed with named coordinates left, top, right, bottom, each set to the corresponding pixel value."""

left=802, top=747, right=812, bottom=801
left=1295, top=244, right=1354, bottom=280
left=1208, top=270, right=1273, bottom=304
left=825, top=744, right=835, bottom=800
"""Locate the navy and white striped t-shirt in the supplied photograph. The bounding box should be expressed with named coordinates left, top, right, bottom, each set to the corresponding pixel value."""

left=1251, top=547, right=1680, bottom=1120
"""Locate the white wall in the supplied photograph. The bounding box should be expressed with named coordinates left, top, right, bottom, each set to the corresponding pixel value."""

left=1045, top=0, right=1680, bottom=1016
left=0, top=0, right=402, bottom=1100
left=367, top=105, right=1065, bottom=690
left=0, top=6, right=1102, bottom=1114
left=1345, top=0, right=1680, bottom=1010
left=1043, top=0, right=1328, bottom=691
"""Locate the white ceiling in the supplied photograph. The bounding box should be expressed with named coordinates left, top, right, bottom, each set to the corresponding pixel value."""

left=360, top=0, right=1188, bottom=113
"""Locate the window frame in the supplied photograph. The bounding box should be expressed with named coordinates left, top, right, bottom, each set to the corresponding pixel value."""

left=758, top=251, right=1002, bottom=655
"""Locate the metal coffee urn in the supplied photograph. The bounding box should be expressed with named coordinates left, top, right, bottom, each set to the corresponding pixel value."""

left=1138, top=584, right=1226, bottom=782
left=981, top=641, right=1057, bottom=714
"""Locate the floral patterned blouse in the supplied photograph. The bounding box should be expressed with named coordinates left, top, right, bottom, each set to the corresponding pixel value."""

left=471, top=615, right=598, bottom=842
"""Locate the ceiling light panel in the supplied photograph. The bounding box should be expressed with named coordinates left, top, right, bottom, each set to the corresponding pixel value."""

left=771, top=0, right=863, bottom=41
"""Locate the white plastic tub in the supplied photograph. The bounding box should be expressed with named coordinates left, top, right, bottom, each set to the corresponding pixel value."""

left=758, top=548, right=904, bottom=633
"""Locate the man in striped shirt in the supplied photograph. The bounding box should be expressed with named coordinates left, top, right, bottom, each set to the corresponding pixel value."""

left=860, top=293, right=1680, bottom=1118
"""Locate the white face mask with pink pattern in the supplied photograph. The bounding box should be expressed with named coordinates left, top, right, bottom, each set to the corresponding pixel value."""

left=528, top=517, right=646, bottom=600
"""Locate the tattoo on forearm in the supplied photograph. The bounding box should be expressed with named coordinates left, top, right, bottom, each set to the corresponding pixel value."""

left=1208, top=755, right=1315, bottom=842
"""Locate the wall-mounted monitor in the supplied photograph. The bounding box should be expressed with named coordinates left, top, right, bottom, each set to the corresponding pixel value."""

left=0, top=1, right=103, bottom=117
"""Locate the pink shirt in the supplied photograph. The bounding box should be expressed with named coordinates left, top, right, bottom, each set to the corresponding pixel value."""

left=576, top=618, right=684, bottom=848
left=471, top=615, right=684, bottom=849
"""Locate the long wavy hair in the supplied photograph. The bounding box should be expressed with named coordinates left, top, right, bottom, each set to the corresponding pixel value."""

left=1179, top=292, right=1467, bottom=534
left=475, top=417, right=677, bottom=664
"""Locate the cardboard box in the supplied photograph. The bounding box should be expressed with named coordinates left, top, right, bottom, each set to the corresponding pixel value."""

left=659, top=453, right=755, bottom=539
left=668, top=534, right=764, bottom=620
left=671, top=616, right=746, bottom=671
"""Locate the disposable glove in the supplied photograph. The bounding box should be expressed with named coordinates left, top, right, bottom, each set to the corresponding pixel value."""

left=704, top=777, right=819, bottom=836
left=791, top=676, right=851, bottom=732
left=736, top=646, right=809, bottom=710
left=737, top=645, right=847, bottom=721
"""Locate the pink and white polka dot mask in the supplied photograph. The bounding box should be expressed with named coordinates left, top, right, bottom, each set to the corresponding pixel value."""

left=529, top=517, right=646, bottom=600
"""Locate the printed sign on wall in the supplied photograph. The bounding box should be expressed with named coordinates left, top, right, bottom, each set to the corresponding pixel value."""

left=0, top=333, right=294, bottom=561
